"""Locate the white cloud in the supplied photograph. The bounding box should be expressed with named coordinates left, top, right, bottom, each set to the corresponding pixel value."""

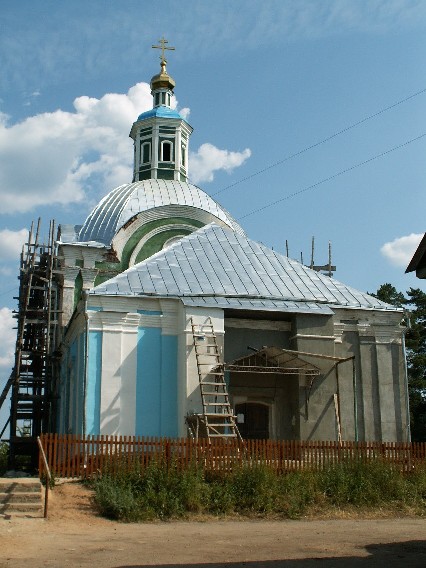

left=380, top=233, right=423, bottom=268
left=0, top=84, right=251, bottom=213
left=0, top=83, right=152, bottom=213
left=180, top=107, right=191, bottom=121
left=0, top=228, right=28, bottom=261
left=0, top=307, right=15, bottom=372
left=190, top=143, right=251, bottom=184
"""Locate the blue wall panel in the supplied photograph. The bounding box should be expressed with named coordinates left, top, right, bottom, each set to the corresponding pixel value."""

left=136, top=327, right=162, bottom=436
left=86, top=330, right=102, bottom=435
left=160, top=335, right=178, bottom=437
left=77, top=333, right=85, bottom=435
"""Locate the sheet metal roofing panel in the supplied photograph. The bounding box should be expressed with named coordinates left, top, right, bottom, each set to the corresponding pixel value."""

left=78, top=180, right=245, bottom=245
left=180, top=297, right=334, bottom=314
left=90, top=223, right=398, bottom=312
left=137, top=107, right=184, bottom=121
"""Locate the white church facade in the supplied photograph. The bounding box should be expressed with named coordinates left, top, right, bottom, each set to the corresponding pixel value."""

left=56, top=46, right=410, bottom=443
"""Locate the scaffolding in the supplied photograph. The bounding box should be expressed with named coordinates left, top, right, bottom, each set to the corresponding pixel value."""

left=0, top=219, right=60, bottom=468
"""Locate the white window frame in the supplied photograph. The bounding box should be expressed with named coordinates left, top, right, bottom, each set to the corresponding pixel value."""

left=161, top=140, right=173, bottom=162
left=181, top=144, right=186, bottom=168
left=141, top=141, right=151, bottom=164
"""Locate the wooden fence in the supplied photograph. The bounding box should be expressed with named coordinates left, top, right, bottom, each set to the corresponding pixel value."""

left=38, top=434, right=426, bottom=479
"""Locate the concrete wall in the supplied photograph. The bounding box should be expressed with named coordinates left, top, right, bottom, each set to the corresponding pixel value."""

left=333, top=309, right=409, bottom=442
left=293, top=308, right=409, bottom=442
left=58, top=299, right=408, bottom=442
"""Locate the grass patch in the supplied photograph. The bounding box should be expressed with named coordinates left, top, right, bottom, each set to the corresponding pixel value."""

left=90, top=459, right=426, bottom=522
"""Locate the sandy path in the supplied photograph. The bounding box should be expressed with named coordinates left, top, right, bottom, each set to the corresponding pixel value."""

left=0, top=481, right=424, bottom=568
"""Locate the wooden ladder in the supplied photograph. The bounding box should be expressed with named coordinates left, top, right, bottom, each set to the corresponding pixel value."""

left=190, top=317, right=241, bottom=441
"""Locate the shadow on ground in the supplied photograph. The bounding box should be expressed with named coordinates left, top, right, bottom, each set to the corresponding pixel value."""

left=114, top=540, right=426, bottom=568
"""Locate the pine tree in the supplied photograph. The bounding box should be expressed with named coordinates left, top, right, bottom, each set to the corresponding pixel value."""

left=372, top=284, right=426, bottom=441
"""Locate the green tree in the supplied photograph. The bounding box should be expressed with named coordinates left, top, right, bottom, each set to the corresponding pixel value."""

left=370, top=283, right=407, bottom=308
left=372, top=284, right=426, bottom=441
left=404, top=288, right=426, bottom=441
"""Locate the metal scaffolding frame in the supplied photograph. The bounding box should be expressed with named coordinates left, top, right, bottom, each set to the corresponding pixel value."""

left=0, top=219, right=60, bottom=468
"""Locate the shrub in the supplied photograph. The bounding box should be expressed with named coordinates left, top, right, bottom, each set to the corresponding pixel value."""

left=91, top=457, right=426, bottom=522
left=93, top=459, right=209, bottom=521
left=319, top=459, right=422, bottom=507
left=0, top=442, right=8, bottom=476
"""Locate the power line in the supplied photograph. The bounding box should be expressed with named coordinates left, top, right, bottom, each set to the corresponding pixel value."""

left=0, top=286, right=18, bottom=298
left=238, top=132, right=426, bottom=220
left=212, top=86, right=426, bottom=198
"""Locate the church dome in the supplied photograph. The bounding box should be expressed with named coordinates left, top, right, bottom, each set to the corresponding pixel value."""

left=78, top=179, right=245, bottom=246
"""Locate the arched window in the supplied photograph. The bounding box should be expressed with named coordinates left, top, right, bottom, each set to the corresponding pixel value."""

left=161, top=141, right=173, bottom=162
left=141, top=142, right=151, bottom=164
left=155, top=93, right=160, bottom=106
left=181, top=144, right=186, bottom=167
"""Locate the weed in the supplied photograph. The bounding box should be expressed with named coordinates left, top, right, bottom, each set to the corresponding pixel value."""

left=90, top=458, right=426, bottom=522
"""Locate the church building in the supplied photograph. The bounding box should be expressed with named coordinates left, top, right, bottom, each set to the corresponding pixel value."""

left=56, top=43, right=409, bottom=443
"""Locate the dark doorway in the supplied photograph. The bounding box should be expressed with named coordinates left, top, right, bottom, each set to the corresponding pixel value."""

left=235, top=402, right=269, bottom=439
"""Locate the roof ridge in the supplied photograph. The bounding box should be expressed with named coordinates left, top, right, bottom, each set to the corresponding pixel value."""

left=89, top=223, right=399, bottom=312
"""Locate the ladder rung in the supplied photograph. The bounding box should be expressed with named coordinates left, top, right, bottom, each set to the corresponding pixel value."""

left=201, top=391, right=228, bottom=396
left=205, top=413, right=234, bottom=417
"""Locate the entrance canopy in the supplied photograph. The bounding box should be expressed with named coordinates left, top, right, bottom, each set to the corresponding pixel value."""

left=225, top=347, right=321, bottom=376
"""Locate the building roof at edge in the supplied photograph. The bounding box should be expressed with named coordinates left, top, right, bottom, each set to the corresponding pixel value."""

left=89, top=223, right=399, bottom=313
left=406, top=232, right=426, bottom=274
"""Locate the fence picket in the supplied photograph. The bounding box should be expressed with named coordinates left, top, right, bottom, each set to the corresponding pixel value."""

left=37, top=435, right=425, bottom=479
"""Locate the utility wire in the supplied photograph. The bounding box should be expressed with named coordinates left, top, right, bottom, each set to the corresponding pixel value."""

left=0, top=286, right=18, bottom=298
left=238, top=132, right=426, bottom=220
left=212, top=86, right=426, bottom=198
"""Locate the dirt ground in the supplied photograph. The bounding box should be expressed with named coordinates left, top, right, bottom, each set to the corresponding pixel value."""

left=0, top=481, right=425, bottom=568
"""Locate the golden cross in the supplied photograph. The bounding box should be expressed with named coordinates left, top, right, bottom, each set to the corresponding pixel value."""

left=152, top=37, right=175, bottom=64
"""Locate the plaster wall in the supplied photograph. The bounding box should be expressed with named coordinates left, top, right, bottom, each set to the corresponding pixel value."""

left=58, top=297, right=408, bottom=443
left=181, top=306, right=224, bottom=434
left=224, top=318, right=292, bottom=361
left=60, top=296, right=180, bottom=437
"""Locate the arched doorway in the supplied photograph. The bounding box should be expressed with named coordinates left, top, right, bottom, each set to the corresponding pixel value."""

left=235, top=402, right=269, bottom=439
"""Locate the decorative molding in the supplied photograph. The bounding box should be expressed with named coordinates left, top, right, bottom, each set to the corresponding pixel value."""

left=80, top=268, right=98, bottom=289
left=62, top=266, right=80, bottom=287
left=129, top=222, right=196, bottom=266
left=225, top=318, right=291, bottom=331
left=290, top=334, right=335, bottom=341
left=335, top=320, right=403, bottom=345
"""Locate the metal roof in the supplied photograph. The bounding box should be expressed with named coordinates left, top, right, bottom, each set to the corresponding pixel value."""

left=137, top=107, right=183, bottom=121
left=180, top=296, right=334, bottom=314
left=78, top=180, right=245, bottom=245
left=90, top=223, right=398, bottom=312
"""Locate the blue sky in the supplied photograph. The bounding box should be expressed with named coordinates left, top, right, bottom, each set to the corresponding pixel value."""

left=0, top=1, right=425, bottom=410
